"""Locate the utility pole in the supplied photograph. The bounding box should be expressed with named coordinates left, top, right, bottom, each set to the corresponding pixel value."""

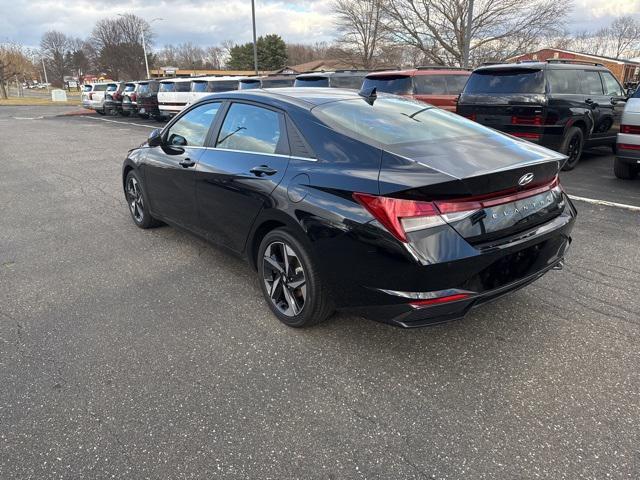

left=462, top=0, right=474, bottom=68
left=251, top=0, right=258, bottom=75
left=141, top=27, right=150, bottom=79
left=42, top=58, right=48, bottom=84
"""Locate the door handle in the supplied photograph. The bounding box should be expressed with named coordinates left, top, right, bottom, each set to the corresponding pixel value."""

left=179, top=158, right=196, bottom=168
left=585, top=98, right=598, bottom=108
left=250, top=165, right=277, bottom=176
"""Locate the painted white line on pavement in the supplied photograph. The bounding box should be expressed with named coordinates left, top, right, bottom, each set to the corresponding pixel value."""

left=84, top=115, right=158, bottom=129
left=569, top=195, right=640, bottom=212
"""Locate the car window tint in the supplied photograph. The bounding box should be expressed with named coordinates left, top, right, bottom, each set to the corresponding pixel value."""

left=166, top=102, right=221, bottom=147
left=175, top=82, right=191, bottom=92
left=159, top=82, right=175, bottom=92
left=444, top=75, right=469, bottom=94
left=314, top=97, right=494, bottom=147
left=82, top=85, right=93, bottom=92
left=464, top=69, right=545, bottom=94
left=601, top=72, right=624, bottom=96
left=261, top=78, right=295, bottom=88
left=191, top=81, right=207, bottom=92
left=124, top=84, right=136, bottom=92
left=94, top=84, right=108, bottom=91
left=330, top=75, right=364, bottom=89
left=580, top=71, right=603, bottom=95
left=547, top=70, right=581, bottom=94
left=216, top=103, right=282, bottom=154
left=295, top=77, right=330, bottom=87
left=362, top=75, right=413, bottom=95
left=239, top=79, right=261, bottom=89
left=106, top=84, right=118, bottom=91
left=207, top=81, right=238, bottom=92
left=414, top=75, right=447, bottom=95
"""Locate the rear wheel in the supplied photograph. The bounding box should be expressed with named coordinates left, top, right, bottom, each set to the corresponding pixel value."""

left=258, top=229, right=333, bottom=327
left=614, top=157, right=638, bottom=179
left=96, top=109, right=106, bottom=115
left=139, top=113, right=150, bottom=119
left=124, top=171, right=160, bottom=229
left=560, top=127, right=584, bottom=171
left=120, top=110, right=130, bottom=117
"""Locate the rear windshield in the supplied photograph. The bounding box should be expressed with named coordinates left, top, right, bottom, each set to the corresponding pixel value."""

left=362, top=75, right=413, bottom=95
left=464, top=69, right=545, bottom=94
left=159, top=82, right=175, bottom=92
left=207, top=81, right=238, bottom=92
left=295, top=77, right=330, bottom=88
left=175, top=81, right=191, bottom=92
left=191, top=81, right=207, bottom=92
left=314, top=97, right=491, bottom=147
left=414, top=74, right=469, bottom=95
left=82, top=85, right=93, bottom=92
left=106, top=84, right=118, bottom=91
left=93, top=84, right=108, bottom=92
left=239, top=79, right=261, bottom=89
left=330, top=75, right=365, bottom=89
left=124, top=83, right=136, bottom=92
left=262, top=78, right=295, bottom=88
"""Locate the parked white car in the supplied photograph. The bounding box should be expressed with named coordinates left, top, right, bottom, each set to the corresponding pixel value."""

left=615, top=90, right=640, bottom=179
left=186, top=76, right=239, bottom=105
left=81, top=83, right=109, bottom=115
left=157, top=78, right=192, bottom=118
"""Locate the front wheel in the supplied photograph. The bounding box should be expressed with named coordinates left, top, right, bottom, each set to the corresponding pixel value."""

left=560, top=127, right=584, bottom=171
left=614, top=157, right=638, bottom=179
left=124, top=171, right=160, bottom=229
left=120, top=110, right=131, bottom=117
left=96, top=109, right=106, bottom=115
left=258, top=229, right=334, bottom=327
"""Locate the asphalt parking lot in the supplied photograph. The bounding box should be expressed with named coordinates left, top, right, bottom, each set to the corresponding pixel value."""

left=1, top=105, right=639, bottom=479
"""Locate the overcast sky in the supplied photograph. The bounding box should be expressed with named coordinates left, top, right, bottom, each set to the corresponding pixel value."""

left=3, top=0, right=640, bottom=50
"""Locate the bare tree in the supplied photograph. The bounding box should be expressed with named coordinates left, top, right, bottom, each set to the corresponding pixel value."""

left=40, top=30, right=69, bottom=86
left=0, top=43, right=35, bottom=98
left=175, top=42, right=206, bottom=69
left=385, top=0, right=567, bottom=66
left=286, top=42, right=330, bottom=65
left=605, top=16, right=640, bottom=59
left=333, top=0, right=389, bottom=68
left=204, top=46, right=226, bottom=69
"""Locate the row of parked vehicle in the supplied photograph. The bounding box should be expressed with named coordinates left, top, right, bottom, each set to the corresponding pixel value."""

left=82, top=60, right=638, bottom=177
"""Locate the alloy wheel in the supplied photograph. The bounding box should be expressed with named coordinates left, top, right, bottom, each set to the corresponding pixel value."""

left=126, top=176, right=144, bottom=223
left=567, top=134, right=582, bottom=165
left=262, top=241, right=307, bottom=317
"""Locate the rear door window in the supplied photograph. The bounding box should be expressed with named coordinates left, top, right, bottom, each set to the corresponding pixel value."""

left=295, top=77, right=330, bottom=87
left=216, top=103, right=285, bottom=154
left=580, top=71, right=604, bottom=95
left=207, top=81, right=238, bottom=92
left=414, top=75, right=447, bottom=94
left=463, top=69, right=545, bottom=94
left=330, top=75, right=364, bottom=89
left=261, top=78, right=295, bottom=88
left=600, top=72, right=624, bottom=96
left=444, top=75, right=469, bottom=94
left=93, top=84, right=108, bottom=92
left=191, top=81, right=207, bottom=92
left=159, top=82, right=175, bottom=92
left=361, top=75, right=413, bottom=95
left=547, top=70, right=582, bottom=94
left=175, top=82, right=191, bottom=92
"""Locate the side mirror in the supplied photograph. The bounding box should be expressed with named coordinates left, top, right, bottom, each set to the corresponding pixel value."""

left=148, top=128, right=163, bottom=147
left=167, top=133, right=187, bottom=147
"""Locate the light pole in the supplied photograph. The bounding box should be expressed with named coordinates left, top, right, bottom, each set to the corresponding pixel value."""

left=462, top=0, right=474, bottom=68
left=251, top=0, right=258, bottom=75
left=41, top=58, right=48, bottom=84
left=118, top=14, right=162, bottom=79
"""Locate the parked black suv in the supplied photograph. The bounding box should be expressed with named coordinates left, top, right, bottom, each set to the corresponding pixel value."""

left=136, top=80, right=161, bottom=120
left=457, top=60, right=628, bottom=170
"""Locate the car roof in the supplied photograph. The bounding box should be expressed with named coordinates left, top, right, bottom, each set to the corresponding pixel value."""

left=366, top=68, right=471, bottom=78
left=296, top=70, right=368, bottom=79
left=474, top=61, right=610, bottom=72
left=198, top=87, right=365, bottom=110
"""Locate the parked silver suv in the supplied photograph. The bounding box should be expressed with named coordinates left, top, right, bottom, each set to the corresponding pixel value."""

left=615, top=89, right=640, bottom=179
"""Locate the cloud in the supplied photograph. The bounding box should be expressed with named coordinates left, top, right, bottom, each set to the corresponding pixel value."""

left=1, top=0, right=337, bottom=49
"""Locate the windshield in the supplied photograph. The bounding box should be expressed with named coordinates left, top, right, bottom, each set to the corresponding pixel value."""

left=159, top=82, right=175, bottom=92
left=361, top=75, right=413, bottom=95
left=314, top=97, right=493, bottom=147
left=464, top=69, right=545, bottom=94
left=295, top=77, right=330, bottom=88
left=106, top=84, right=118, bottom=91
left=191, top=81, right=207, bottom=92
left=262, top=78, right=295, bottom=88
left=82, top=85, right=92, bottom=92
left=124, top=84, right=136, bottom=92
left=208, top=81, right=238, bottom=92
left=330, top=75, right=365, bottom=89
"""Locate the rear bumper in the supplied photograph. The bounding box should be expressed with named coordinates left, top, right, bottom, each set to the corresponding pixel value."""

left=122, top=102, right=137, bottom=112
left=333, top=197, right=576, bottom=327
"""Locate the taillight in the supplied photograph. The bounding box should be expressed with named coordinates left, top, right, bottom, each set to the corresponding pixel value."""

left=352, top=193, right=445, bottom=243
left=511, top=132, right=541, bottom=140
left=620, top=124, right=640, bottom=134
left=353, top=176, right=559, bottom=242
left=89, top=92, right=93, bottom=100
left=511, top=115, right=543, bottom=125
left=131, top=93, right=137, bottom=102
left=617, top=143, right=640, bottom=150
left=410, top=293, right=470, bottom=307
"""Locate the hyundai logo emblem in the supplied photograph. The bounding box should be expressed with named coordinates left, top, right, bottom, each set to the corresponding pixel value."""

left=518, top=172, right=535, bottom=186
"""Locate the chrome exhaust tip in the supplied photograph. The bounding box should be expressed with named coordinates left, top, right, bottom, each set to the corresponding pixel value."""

left=552, top=259, right=564, bottom=271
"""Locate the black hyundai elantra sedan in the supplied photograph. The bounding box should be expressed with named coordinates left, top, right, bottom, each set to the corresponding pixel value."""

left=122, top=87, right=576, bottom=328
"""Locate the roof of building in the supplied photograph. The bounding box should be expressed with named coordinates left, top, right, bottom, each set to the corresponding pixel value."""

left=507, top=48, right=640, bottom=66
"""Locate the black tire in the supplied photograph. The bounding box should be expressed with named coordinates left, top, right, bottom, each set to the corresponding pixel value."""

left=560, top=126, right=584, bottom=171
left=614, top=157, right=638, bottom=179
left=120, top=110, right=130, bottom=117
left=257, top=229, right=334, bottom=327
left=124, top=171, right=161, bottom=229
left=138, top=113, right=150, bottom=119
left=96, top=109, right=106, bottom=115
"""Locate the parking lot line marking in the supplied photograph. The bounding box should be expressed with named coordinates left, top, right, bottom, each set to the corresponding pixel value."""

left=84, top=116, right=158, bottom=129
left=568, top=195, right=640, bottom=212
